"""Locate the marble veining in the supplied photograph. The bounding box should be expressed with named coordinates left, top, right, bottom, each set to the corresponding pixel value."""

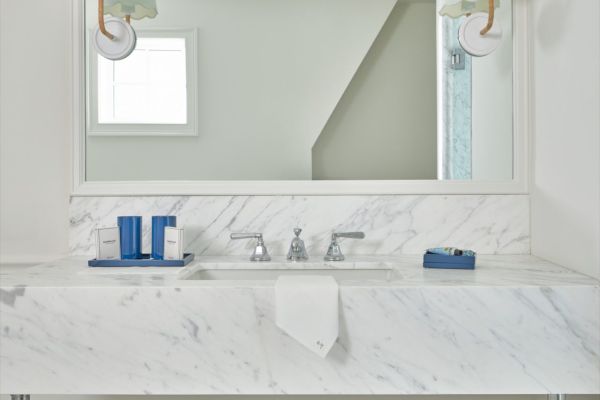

left=69, top=195, right=529, bottom=256
left=1, top=256, right=598, bottom=394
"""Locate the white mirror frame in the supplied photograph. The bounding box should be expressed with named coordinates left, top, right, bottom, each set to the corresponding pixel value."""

left=71, top=0, right=530, bottom=196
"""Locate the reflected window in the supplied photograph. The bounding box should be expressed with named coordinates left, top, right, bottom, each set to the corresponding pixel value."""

left=98, top=38, right=187, bottom=124
left=88, top=29, right=197, bottom=136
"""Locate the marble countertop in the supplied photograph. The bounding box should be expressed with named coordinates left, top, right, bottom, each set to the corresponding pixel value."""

left=2, top=254, right=599, bottom=394
left=1, top=254, right=597, bottom=288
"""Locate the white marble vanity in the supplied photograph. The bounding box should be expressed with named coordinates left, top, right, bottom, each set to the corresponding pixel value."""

left=1, top=255, right=598, bottom=395
left=2, top=0, right=599, bottom=396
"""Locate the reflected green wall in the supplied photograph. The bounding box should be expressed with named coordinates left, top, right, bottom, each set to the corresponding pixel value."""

left=312, top=0, right=437, bottom=180
left=85, top=0, right=397, bottom=181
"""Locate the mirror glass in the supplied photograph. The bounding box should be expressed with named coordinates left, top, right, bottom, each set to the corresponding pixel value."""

left=84, top=0, right=513, bottom=181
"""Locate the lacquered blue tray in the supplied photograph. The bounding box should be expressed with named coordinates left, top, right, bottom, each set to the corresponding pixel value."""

left=88, top=253, right=194, bottom=267
left=423, top=253, right=475, bottom=269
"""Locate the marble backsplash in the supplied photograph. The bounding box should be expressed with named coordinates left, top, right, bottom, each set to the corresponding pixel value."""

left=69, top=195, right=530, bottom=256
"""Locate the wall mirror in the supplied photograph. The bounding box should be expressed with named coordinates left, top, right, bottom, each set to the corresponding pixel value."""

left=76, top=0, right=528, bottom=195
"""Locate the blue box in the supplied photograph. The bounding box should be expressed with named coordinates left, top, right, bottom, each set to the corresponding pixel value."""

left=423, top=253, right=476, bottom=269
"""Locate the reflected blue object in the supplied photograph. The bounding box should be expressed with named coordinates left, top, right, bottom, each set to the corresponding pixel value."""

left=152, top=215, right=177, bottom=260
left=441, top=16, right=472, bottom=179
left=117, top=216, right=142, bottom=259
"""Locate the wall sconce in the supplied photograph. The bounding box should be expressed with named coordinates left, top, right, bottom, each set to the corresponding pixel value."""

left=439, top=0, right=503, bottom=57
left=103, top=0, right=158, bottom=23
left=93, top=0, right=158, bottom=61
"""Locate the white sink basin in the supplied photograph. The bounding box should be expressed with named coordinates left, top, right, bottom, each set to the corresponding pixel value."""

left=183, top=268, right=393, bottom=281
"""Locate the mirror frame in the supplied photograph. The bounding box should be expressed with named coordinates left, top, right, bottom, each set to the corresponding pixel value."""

left=71, top=0, right=530, bottom=196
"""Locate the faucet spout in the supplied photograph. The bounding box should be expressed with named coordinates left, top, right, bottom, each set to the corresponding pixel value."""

left=287, top=228, right=309, bottom=261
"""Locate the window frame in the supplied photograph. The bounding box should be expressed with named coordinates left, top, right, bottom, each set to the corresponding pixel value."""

left=86, top=28, right=198, bottom=137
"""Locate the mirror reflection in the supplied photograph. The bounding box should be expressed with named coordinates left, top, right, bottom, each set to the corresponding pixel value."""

left=85, top=0, right=513, bottom=181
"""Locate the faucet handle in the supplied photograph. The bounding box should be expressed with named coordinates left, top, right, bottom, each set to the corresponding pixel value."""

left=293, top=228, right=302, bottom=237
left=230, top=233, right=271, bottom=262
left=332, top=232, right=365, bottom=240
left=230, top=233, right=262, bottom=240
left=325, top=231, right=365, bottom=261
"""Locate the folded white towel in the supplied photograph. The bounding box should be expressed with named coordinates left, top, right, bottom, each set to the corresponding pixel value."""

left=275, top=275, right=339, bottom=358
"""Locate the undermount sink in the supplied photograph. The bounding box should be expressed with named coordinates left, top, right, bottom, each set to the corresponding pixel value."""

left=183, top=268, right=393, bottom=281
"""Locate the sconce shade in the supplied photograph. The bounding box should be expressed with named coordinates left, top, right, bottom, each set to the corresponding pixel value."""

left=104, top=0, right=158, bottom=20
left=439, top=0, right=499, bottom=18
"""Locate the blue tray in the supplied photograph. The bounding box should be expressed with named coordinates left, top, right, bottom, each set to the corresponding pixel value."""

left=423, top=253, right=475, bottom=269
left=88, top=253, right=194, bottom=267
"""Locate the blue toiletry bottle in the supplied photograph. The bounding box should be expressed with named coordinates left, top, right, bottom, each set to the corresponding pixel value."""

left=118, top=216, right=142, bottom=259
left=152, top=216, right=177, bottom=260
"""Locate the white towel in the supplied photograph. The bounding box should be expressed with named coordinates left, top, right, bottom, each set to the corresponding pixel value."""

left=275, top=275, right=339, bottom=358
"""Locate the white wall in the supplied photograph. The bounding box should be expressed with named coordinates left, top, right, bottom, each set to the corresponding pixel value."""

left=471, top=0, right=514, bottom=180
left=0, top=0, right=71, bottom=263
left=530, top=0, right=600, bottom=279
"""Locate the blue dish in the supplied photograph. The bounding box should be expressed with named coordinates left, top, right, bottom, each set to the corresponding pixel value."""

left=423, top=253, right=476, bottom=269
left=88, top=253, right=194, bottom=267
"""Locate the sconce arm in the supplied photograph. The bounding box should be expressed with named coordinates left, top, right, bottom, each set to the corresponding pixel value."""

left=98, top=0, right=115, bottom=40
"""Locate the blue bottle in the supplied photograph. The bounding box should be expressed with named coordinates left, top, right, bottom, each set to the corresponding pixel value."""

left=152, top=216, right=177, bottom=260
left=117, top=216, right=142, bottom=259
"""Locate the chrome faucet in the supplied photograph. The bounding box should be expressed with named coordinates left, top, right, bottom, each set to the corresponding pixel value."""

left=324, top=231, right=365, bottom=261
left=230, top=233, right=271, bottom=262
left=287, top=228, right=309, bottom=261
